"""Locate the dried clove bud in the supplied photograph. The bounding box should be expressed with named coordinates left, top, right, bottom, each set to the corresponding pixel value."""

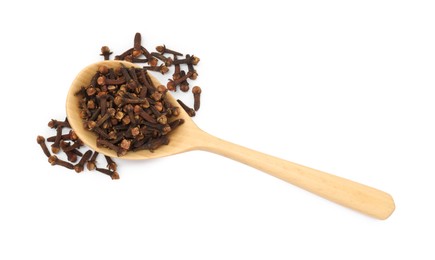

left=87, top=151, right=99, bottom=171
left=37, top=135, right=51, bottom=157
left=192, top=86, right=202, bottom=111
left=100, top=46, right=113, bottom=60
left=104, top=156, right=117, bottom=171
left=74, top=150, right=93, bottom=173
left=48, top=155, right=74, bottom=170
left=96, top=168, right=120, bottom=180
left=177, top=99, right=196, bottom=117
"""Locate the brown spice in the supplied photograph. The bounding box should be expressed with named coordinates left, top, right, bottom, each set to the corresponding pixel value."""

left=100, top=46, right=112, bottom=60
left=60, top=141, right=78, bottom=163
left=192, top=86, right=202, bottom=111
left=96, top=168, right=120, bottom=180
left=104, top=156, right=117, bottom=171
left=179, top=71, right=190, bottom=92
left=151, top=52, right=173, bottom=66
left=177, top=99, right=196, bottom=117
left=51, top=126, right=63, bottom=154
left=167, top=71, right=193, bottom=90
left=74, top=150, right=93, bottom=173
left=48, top=118, right=70, bottom=129
left=87, top=151, right=99, bottom=171
left=40, top=117, right=121, bottom=179
left=75, top=63, right=186, bottom=156
left=48, top=155, right=74, bottom=170
left=37, top=136, right=51, bottom=157
left=155, top=45, right=183, bottom=56
left=41, top=32, right=204, bottom=180
left=143, top=64, right=169, bottom=74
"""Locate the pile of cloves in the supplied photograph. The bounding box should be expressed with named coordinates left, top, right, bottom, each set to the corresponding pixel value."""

left=38, top=32, right=203, bottom=180
left=100, top=32, right=201, bottom=113
left=75, top=64, right=185, bottom=156
left=37, top=118, right=120, bottom=179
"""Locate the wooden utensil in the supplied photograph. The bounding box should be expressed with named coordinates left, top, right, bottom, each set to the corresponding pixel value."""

left=66, top=61, right=395, bottom=219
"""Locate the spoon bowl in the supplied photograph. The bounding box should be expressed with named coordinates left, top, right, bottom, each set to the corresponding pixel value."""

left=66, top=60, right=200, bottom=160
left=66, top=61, right=395, bottom=220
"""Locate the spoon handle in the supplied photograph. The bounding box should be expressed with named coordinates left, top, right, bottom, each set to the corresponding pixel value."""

left=195, top=130, right=395, bottom=219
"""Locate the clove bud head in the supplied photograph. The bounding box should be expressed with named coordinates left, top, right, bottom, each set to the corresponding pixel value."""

left=37, top=135, right=45, bottom=144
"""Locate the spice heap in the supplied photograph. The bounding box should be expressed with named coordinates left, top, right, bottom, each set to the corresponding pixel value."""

left=75, top=64, right=185, bottom=156
left=100, top=32, right=201, bottom=112
left=37, top=32, right=202, bottom=179
left=37, top=118, right=120, bottom=179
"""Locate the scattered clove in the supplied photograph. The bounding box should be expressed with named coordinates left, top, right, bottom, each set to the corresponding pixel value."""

left=39, top=118, right=121, bottom=179
left=104, top=156, right=117, bottom=171
left=48, top=155, right=74, bottom=170
left=192, top=86, right=202, bottom=111
left=51, top=126, right=63, bottom=154
left=37, top=136, right=51, bottom=157
left=74, top=150, right=93, bottom=173
left=96, top=168, right=120, bottom=180
left=87, top=151, right=99, bottom=171
left=177, top=99, right=196, bottom=117
left=110, top=33, right=202, bottom=110
left=60, top=141, right=78, bottom=163
left=100, top=46, right=112, bottom=60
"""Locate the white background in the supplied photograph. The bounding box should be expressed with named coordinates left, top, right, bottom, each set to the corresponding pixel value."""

left=1, top=0, right=434, bottom=259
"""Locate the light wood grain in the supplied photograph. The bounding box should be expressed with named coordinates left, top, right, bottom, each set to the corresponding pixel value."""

left=66, top=61, right=395, bottom=219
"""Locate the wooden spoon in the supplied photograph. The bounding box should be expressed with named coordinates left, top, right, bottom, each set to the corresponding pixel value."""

left=66, top=61, right=395, bottom=220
